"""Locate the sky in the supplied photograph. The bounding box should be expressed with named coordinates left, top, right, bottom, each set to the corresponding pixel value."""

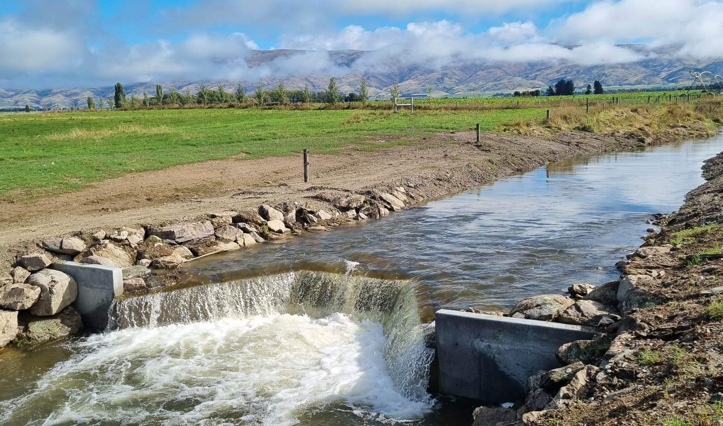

left=1, top=0, right=722, bottom=89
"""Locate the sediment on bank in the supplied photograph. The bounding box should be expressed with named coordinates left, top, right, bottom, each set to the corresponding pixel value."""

left=469, top=145, right=723, bottom=426
left=0, top=110, right=719, bottom=351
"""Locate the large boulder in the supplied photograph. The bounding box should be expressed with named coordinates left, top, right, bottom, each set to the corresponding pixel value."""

left=17, top=307, right=83, bottom=343
left=540, top=362, right=585, bottom=392
left=79, top=255, right=115, bottom=267
left=19, top=253, right=52, bottom=272
left=568, top=283, right=596, bottom=299
left=149, top=221, right=214, bottom=244
left=0, top=310, right=18, bottom=347
left=259, top=204, right=285, bottom=222
left=0, top=284, right=41, bottom=310
left=0, top=272, right=11, bottom=287
left=525, top=388, right=553, bottom=412
left=510, top=295, right=575, bottom=321
left=472, top=406, right=517, bottom=426
left=123, top=278, right=147, bottom=293
left=584, top=281, right=620, bottom=305
left=378, top=192, right=405, bottom=211
left=267, top=220, right=289, bottom=234
left=215, top=225, right=244, bottom=242
left=122, top=265, right=151, bottom=279
left=109, top=227, right=145, bottom=246
left=233, top=210, right=266, bottom=226
left=151, top=246, right=194, bottom=269
left=42, top=236, right=87, bottom=255
left=335, top=194, right=367, bottom=211
left=317, top=210, right=333, bottom=221
left=186, top=240, right=241, bottom=257
left=27, top=270, right=78, bottom=316
left=557, top=300, right=620, bottom=327
left=617, top=275, right=662, bottom=312
left=87, top=241, right=136, bottom=268
left=239, top=233, right=257, bottom=247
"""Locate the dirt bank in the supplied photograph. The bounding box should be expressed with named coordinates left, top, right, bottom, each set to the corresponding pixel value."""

left=0, top=130, right=662, bottom=271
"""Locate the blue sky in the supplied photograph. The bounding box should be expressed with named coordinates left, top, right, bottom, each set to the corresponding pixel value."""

left=0, top=0, right=722, bottom=89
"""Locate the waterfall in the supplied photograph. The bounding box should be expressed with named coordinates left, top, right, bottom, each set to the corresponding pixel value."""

left=108, top=271, right=434, bottom=404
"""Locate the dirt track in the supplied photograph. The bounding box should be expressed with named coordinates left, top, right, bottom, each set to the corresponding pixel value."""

left=0, top=130, right=660, bottom=268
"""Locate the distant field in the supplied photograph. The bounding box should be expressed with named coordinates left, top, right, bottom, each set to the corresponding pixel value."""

left=0, top=108, right=545, bottom=198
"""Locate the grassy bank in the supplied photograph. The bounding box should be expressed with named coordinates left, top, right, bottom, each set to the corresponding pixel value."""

left=0, top=108, right=543, bottom=199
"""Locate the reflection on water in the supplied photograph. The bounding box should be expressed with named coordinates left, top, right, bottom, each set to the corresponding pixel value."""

left=185, top=136, right=723, bottom=314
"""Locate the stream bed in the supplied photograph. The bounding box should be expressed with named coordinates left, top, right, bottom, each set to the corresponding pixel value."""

left=1, top=135, right=723, bottom=425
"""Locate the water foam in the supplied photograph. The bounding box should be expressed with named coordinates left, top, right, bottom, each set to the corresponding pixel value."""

left=2, top=272, right=434, bottom=426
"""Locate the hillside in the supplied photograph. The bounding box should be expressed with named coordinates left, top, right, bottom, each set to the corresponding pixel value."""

left=2, top=46, right=722, bottom=110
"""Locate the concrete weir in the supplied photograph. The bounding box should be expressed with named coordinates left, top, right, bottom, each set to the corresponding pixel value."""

left=52, top=261, right=123, bottom=331
left=435, top=309, right=600, bottom=403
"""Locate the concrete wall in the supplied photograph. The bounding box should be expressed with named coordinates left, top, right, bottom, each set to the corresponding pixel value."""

left=52, top=262, right=123, bottom=331
left=435, top=309, right=599, bottom=403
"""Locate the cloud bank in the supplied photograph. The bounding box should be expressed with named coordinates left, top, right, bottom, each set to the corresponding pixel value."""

left=1, top=0, right=722, bottom=89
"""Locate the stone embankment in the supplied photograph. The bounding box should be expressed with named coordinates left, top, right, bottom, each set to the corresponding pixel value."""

left=469, top=151, right=723, bottom=426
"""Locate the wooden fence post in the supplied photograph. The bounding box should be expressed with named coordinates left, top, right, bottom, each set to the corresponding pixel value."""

left=303, top=149, right=310, bottom=183
left=476, top=123, right=481, bottom=143
left=586, top=98, right=590, bottom=114
left=546, top=109, right=551, bottom=121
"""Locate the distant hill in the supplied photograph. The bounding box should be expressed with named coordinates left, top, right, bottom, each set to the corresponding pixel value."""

left=2, top=46, right=722, bottom=110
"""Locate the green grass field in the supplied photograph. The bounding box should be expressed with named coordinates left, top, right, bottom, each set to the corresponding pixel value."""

left=0, top=108, right=544, bottom=198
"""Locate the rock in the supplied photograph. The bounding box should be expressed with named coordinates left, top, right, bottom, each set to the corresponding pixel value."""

left=60, top=237, right=87, bottom=254
left=186, top=240, right=241, bottom=257
left=298, top=209, right=319, bottom=225
left=568, top=283, right=596, bottom=298
left=635, top=246, right=671, bottom=258
left=152, top=253, right=186, bottom=269
left=11, top=267, right=30, bottom=284
left=19, top=253, right=52, bottom=272
left=392, top=190, right=408, bottom=203
left=28, top=270, right=78, bottom=316
left=79, top=255, right=115, bottom=267
left=239, top=233, right=257, bottom=247
left=250, top=232, right=265, bottom=243
left=308, top=226, right=327, bottom=232
left=284, top=209, right=297, bottom=227
left=525, top=388, right=553, bottom=411
left=267, top=220, right=289, bottom=234
left=378, top=192, right=405, bottom=211
left=122, top=265, right=151, bottom=279
left=233, top=210, right=267, bottom=226
left=235, top=223, right=259, bottom=233
left=17, top=307, right=83, bottom=343
left=344, top=209, right=358, bottom=220
left=604, top=333, right=634, bottom=360
left=215, top=225, right=244, bottom=242
left=210, top=216, right=233, bottom=228
left=0, top=310, right=18, bottom=347
left=259, top=204, right=285, bottom=222
left=149, top=221, right=214, bottom=244
left=137, top=259, right=152, bottom=267
left=0, top=272, right=12, bottom=287
left=0, top=284, right=41, bottom=310
left=541, top=362, right=585, bottom=392
left=510, top=295, right=575, bottom=321
left=41, top=237, right=65, bottom=254
left=557, top=340, right=602, bottom=365
left=317, top=210, right=333, bottom=221
left=711, top=393, right=723, bottom=403
left=558, top=300, right=620, bottom=327
left=472, top=406, right=518, bottom=426
left=617, top=275, right=662, bottom=312
left=92, top=230, right=106, bottom=241
left=335, top=194, right=367, bottom=210
left=584, top=281, right=620, bottom=305
left=208, top=211, right=237, bottom=218
left=555, top=365, right=599, bottom=401
left=88, top=241, right=135, bottom=268
left=123, top=278, right=147, bottom=293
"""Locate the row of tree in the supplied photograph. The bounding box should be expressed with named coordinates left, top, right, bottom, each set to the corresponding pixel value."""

left=90, top=77, right=406, bottom=110
left=543, top=80, right=604, bottom=97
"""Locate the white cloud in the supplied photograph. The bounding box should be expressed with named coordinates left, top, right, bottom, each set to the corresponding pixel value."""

left=0, top=18, right=85, bottom=72
left=553, top=0, right=723, bottom=58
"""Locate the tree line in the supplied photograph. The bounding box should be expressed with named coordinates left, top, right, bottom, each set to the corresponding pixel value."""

left=88, top=77, right=403, bottom=110
left=541, top=80, right=604, bottom=97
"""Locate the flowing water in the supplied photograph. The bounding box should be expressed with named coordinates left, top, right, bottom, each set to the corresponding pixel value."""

left=1, top=135, right=723, bottom=425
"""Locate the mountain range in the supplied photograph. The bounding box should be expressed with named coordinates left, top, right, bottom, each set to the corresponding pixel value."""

left=2, top=46, right=722, bottom=110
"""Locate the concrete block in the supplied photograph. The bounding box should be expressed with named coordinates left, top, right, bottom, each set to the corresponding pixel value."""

left=435, top=309, right=599, bottom=403
left=52, top=262, right=123, bottom=331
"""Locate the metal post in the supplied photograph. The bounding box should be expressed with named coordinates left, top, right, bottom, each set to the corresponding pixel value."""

left=476, top=123, right=480, bottom=144
left=411, top=96, right=414, bottom=114
left=303, top=149, right=309, bottom=183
